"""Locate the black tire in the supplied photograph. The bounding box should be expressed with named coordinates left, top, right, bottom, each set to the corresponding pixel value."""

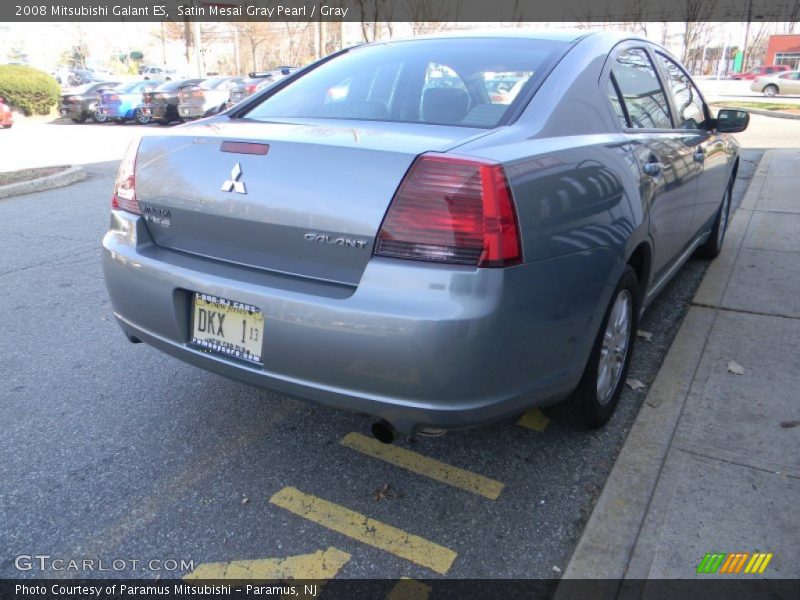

left=135, top=108, right=151, bottom=125
left=695, top=179, right=733, bottom=259
left=92, top=111, right=108, bottom=124
left=71, top=116, right=85, bottom=124
left=763, top=84, right=778, bottom=97
left=544, top=266, right=640, bottom=429
left=158, top=118, right=171, bottom=125
left=113, top=119, right=126, bottom=124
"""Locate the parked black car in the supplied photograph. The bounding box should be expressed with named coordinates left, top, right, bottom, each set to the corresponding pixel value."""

left=145, top=78, right=204, bottom=125
left=59, top=81, right=121, bottom=123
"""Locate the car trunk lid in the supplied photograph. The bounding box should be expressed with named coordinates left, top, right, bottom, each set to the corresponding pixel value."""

left=134, top=118, right=491, bottom=285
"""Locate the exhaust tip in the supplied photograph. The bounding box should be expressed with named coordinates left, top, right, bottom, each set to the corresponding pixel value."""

left=371, top=419, right=397, bottom=444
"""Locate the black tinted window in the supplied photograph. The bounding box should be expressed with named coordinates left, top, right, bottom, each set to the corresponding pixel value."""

left=655, top=53, right=707, bottom=130
left=612, top=48, right=672, bottom=129
left=243, top=38, right=567, bottom=128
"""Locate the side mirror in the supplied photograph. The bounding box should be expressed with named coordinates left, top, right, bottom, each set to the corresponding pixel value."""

left=716, top=109, right=749, bottom=133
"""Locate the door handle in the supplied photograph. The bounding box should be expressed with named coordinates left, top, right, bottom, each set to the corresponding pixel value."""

left=693, top=147, right=706, bottom=162
left=643, top=160, right=663, bottom=177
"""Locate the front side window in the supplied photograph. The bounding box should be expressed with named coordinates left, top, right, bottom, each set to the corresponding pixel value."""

left=611, top=48, right=672, bottom=129
left=656, top=53, right=707, bottom=130
left=242, top=38, right=567, bottom=128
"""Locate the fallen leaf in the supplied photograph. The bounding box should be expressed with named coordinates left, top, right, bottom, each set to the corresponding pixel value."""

left=727, top=360, right=745, bottom=375
left=372, top=483, right=391, bottom=502
left=241, top=496, right=250, bottom=505
left=779, top=420, right=799, bottom=429
left=636, top=330, right=653, bottom=342
left=626, top=378, right=646, bottom=391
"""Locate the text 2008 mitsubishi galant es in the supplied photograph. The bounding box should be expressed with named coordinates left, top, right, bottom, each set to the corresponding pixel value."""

left=102, top=31, right=749, bottom=442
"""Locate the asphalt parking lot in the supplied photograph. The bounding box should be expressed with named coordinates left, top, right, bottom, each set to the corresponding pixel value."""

left=0, top=120, right=763, bottom=580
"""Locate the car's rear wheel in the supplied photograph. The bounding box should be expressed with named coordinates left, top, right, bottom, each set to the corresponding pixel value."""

left=71, top=116, right=85, bottom=124
left=545, top=266, right=639, bottom=429
left=696, top=180, right=733, bottom=259
left=158, top=118, right=171, bottom=125
left=92, top=111, right=108, bottom=124
left=135, top=108, right=151, bottom=125
left=764, top=84, right=779, bottom=97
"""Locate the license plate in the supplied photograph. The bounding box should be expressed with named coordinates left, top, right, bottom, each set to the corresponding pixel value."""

left=191, top=293, right=264, bottom=365
left=60, top=109, right=68, bottom=115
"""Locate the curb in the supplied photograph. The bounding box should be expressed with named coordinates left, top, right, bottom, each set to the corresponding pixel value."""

left=0, top=165, right=88, bottom=200
left=558, top=151, right=769, bottom=584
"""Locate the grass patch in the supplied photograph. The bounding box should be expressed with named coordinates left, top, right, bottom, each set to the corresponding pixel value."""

left=710, top=101, right=800, bottom=113
left=0, top=165, right=70, bottom=186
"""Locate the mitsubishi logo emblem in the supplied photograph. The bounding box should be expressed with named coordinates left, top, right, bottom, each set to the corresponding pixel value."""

left=221, top=162, right=246, bottom=194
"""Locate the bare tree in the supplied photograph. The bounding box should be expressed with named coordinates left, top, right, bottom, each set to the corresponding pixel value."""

left=234, top=22, right=273, bottom=72
left=681, top=0, right=718, bottom=72
left=404, top=0, right=452, bottom=36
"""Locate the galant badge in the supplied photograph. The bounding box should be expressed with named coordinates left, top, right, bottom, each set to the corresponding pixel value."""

left=221, top=162, right=246, bottom=194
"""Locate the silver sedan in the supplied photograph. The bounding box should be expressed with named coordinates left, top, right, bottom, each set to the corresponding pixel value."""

left=750, top=70, right=800, bottom=96
left=102, top=31, right=748, bottom=441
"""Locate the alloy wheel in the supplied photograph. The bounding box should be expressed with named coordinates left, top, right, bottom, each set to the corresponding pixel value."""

left=596, top=289, right=632, bottom=405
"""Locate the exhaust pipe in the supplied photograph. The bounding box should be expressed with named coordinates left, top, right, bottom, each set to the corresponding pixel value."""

left=371, top=419, right=397, bottom=444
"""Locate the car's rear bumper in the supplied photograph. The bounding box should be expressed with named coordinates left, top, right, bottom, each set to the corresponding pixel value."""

left=178, top=104, right=209, bottom=119
left=102, top=211, right=612, bottom=433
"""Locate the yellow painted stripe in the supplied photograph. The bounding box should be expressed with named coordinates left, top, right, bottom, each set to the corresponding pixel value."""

left=387, top=578, right=432, bottom=600
left=184, top=547, right=351, bottom=579
left=270, top=487, right=457, bottom=575
left=517, top=409, right=550, bottom=431
left=757, top=553, right=773, bottom=573
left=744, top=553, right=759, bottom=573
left=340, top=432, right=504, bottom=500
left=748, top=553, right=767, bottom=574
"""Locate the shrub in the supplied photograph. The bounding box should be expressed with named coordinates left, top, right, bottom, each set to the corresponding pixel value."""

left=0, top=64, right=60, bottom=116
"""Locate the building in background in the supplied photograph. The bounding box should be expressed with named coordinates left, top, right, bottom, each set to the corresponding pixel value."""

left=765, top=34, right=800, bottom=70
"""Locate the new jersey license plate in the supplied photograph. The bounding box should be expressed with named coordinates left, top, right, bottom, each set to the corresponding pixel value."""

left=191, top=293, right=264, bottom=365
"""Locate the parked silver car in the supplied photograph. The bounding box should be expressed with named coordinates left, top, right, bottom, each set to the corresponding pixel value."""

left=102, top=32, right=748, bottom=441
left=750, top=70, right=800, bottom=96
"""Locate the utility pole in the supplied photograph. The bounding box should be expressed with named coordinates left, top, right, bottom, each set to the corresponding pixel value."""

left=741, top=0, right=753, bottom=72
left=192, top=0, right=203, bottom=77
left=232, top=26, right=241, bottom=75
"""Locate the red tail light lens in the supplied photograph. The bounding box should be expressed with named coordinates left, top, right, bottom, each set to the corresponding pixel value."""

left=111, top=138, right=141, bottom=214
left=376, top=155, right=521, bottom=267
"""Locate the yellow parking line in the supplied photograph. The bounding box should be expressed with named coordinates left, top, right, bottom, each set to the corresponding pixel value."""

left=387, top=578, right=432, bottom=600
left=517, top=408, right=550, bottom=431
left=341, top=432, right=504, bottom=500
left=270, top=487, right=457, bottom=575
left=184, top=547, right=351, bottom=579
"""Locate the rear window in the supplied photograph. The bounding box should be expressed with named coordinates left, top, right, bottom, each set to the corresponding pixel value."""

left=242, top=38, right=568, bottom=128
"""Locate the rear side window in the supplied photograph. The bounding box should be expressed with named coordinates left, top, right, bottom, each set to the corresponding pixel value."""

left=242, top=38, right=568, bottom=128
left=611, top=48, right=672, bottom=129
left=655, top=53, right=707, bottom=130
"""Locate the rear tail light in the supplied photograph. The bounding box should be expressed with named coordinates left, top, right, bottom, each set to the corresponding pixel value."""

left=375, top=154, right=521, bottom=268
left=246, top=83, right=258, bottom=93
left=111, top=138, right=141, bottom=214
